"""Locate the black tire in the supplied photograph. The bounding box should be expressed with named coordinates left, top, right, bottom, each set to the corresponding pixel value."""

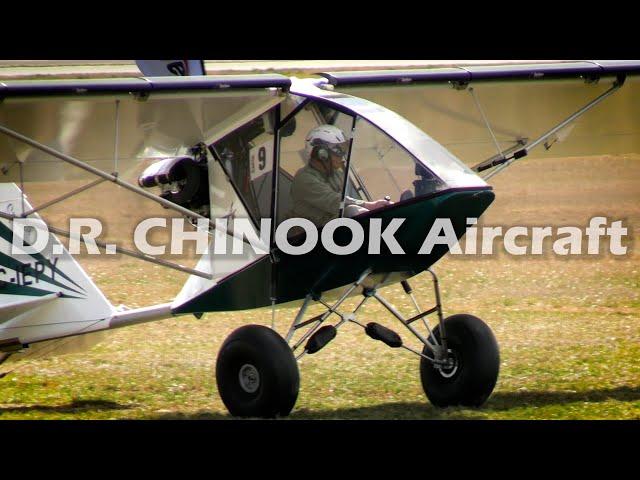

left=420, top=314, right=499, bottom=408
left=216, top=324, right=300, bottom=418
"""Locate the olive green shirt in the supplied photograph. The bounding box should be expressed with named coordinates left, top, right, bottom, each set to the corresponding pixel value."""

left=289, top=164, right=365, bottom=227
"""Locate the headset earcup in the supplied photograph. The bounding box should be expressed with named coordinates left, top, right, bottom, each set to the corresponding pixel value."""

left=312, top=145, right=329, bottom=162
left=317, top=146, right=329, bottom=161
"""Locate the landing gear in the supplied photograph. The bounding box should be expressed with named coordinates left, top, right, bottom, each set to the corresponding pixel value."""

left=363, top=272, right=500, bottom=409
left=216, top=325, right=299, bottom=418
left=419, top=314, right=499, bottom=407
left=215, top=268, right=500, bottom=418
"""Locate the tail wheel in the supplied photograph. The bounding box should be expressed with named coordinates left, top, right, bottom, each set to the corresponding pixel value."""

left=420, top=314, right=499, bottom=407
left=216, top=324, right=299, bottom=418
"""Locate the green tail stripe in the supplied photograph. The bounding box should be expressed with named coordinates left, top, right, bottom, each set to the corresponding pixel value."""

left=59, top=293, right=86, bottom=300
left=0, top=282, right=64, bottom=297
left=0, top=250, right=86, bottom=297
left=0, top=221, right=86, bottom=294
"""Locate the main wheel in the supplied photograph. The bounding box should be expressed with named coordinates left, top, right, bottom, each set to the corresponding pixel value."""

left=216, top=324, right=300, bottom=418
left=420, top=314, right=499, bottom=408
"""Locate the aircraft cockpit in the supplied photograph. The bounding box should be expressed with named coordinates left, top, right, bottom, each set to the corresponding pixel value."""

left=139, top=78, right=488, bottom=232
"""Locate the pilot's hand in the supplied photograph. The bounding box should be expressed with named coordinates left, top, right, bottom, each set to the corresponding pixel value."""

left=364, top=198, right=394, bottom=210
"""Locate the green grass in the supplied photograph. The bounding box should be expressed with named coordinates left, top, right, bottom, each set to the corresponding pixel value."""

left=0, top=262, right=638, bottom=420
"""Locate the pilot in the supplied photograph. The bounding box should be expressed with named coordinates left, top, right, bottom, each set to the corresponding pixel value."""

left=289, top=124, right=392, bottom=228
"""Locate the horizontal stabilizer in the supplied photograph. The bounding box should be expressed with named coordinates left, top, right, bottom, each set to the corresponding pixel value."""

left=0, top=292, right=60, bottom=325
left=0, top=183, right=114, bottom=346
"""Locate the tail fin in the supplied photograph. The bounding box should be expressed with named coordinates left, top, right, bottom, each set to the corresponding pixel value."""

left=0, top=183, right=114, bottom=351
left=135, top=60, right=206, bottom=77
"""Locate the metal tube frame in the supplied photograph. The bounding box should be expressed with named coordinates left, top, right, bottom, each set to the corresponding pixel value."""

left=472, top=139, right=528, bottom=173
left=365, top=268, right=448, bottom=362
left=0, top=123, right=218, bottom=279
left=0, top=123, right=208, bottom=221
left=0, top=210, right=213, bottom=280
left=523, top=77, right=624, bottom=154
left=338, top=116, right=358, bottom=218
left=21, top=178, right=107, bottom=217
left=468, top=86, right=504, bottom=160
left=285, top=268, right=453, bottom=365
left=269, top=104, right=282, bottom=328
left=288, top=268, right=371, bottom=355
left=427, top=268, right=447, bottom=355
left=294, top=294, right=371, bottom=361
left=371, top=292, right=435, bottom=350
left=285, top=294, right=313, bottom=343
left=481, top=76, right=625, bottom=181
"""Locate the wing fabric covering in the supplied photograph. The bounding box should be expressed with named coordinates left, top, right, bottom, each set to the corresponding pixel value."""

left=0, top=76, right=289, bottom=184
left=323, top=63, right=640, bottom=166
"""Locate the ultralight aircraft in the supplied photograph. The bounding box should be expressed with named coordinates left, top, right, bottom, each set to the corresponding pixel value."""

left=0, top=60, right=638, bottom=417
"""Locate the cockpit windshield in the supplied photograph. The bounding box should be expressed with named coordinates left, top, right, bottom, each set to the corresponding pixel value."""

left=322, top=91, right=487, bottom=192
left=348, top=116, right=446, bottom=203
left=202, top=82, right=488, bottom=236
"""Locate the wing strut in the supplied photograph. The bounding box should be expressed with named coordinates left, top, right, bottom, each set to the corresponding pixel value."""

left=0, top=123, right=218, bottom=280
left=473, top=75, right=626, bottom=180
left=21, top=178, right=107, bottom=217
left=468, top=86, right=505, bottom=160
left=0, top=210, right=213, bottom=280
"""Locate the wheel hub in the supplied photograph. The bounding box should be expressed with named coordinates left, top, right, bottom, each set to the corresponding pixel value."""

left=436, top=350, right=459, bottom=379
left=238, top=364, right=260, bottom=393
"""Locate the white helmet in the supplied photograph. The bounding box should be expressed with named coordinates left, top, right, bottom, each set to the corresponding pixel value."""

left=304, top=124, right=349, bottom=162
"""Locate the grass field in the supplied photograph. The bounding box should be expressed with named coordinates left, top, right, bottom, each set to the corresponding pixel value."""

left=0, top=154, right=638, bottom=419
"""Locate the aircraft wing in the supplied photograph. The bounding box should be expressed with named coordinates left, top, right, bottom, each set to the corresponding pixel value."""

left=0, top=74, right=290, bottom=183
left=317, top=61, right=640, bottom=175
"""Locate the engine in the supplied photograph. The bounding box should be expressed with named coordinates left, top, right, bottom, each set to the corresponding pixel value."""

left=138, top=146, right=210, bottom=217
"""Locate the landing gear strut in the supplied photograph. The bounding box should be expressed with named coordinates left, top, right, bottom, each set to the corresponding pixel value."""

left=364, top=270, right=500, bottom=408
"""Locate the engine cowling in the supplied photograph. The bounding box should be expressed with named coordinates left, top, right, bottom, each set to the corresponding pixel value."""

left=138, top=156, right=210, bottom=214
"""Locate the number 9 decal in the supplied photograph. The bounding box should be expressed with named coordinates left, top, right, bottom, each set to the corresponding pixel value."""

left=258, top=147, right=266, bottom=171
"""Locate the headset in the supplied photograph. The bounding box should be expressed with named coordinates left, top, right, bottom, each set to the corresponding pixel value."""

left=312, top=140, right=347, bottom=163
left=310, top=143, right=336, bottom=177
left=310, top=137, right=348, bottom=178
left=313, top=144, right=331, bottom=163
